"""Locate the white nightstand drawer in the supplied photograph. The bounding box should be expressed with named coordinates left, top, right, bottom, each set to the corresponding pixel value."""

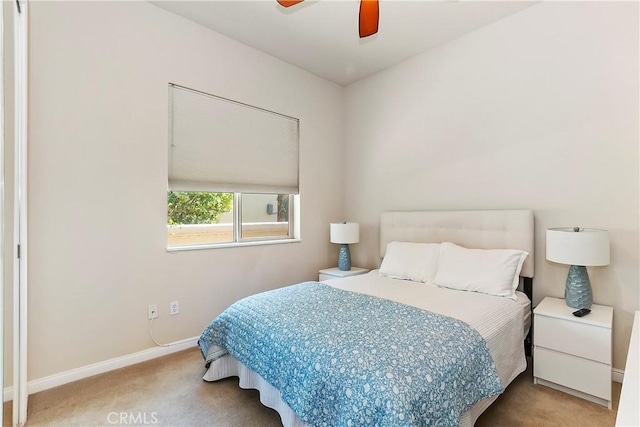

left=534, top=347, right=611, bottom=401
left=535, top=314, right=611, bottom=364
left=319, top=273, right=333, bottom=281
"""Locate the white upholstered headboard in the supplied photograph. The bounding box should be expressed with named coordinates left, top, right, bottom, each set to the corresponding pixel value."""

left=380, top=210, right=535, bottom=278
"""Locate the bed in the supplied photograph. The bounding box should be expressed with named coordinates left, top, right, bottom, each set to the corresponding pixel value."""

left=199, top=210, right=535, bottom=426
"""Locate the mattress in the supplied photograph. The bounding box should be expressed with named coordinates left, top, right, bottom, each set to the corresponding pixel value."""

left=203, top=271, right=531, bottom=426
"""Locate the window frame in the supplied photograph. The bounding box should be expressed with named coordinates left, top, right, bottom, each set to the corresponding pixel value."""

left=167, top=192, right=300, bottom=252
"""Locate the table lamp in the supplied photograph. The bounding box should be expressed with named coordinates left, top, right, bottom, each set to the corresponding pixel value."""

left=330, top=222, right=359, bottom=271
left=546, top=227, right=610, bottom=309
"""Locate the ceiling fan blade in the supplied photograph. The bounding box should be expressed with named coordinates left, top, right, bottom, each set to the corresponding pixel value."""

left=277, top=0, right=305, bottom=7
left=359, top=0, right=379, bottom=38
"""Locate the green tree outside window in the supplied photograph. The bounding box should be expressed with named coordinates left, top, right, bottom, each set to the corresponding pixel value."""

left=167, top=192, right=233, bottom=225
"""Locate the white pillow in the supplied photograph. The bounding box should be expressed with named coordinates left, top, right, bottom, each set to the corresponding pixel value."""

left=432, top=242, right=528, bottom=299
left=379, top=241, right=441, bottom=283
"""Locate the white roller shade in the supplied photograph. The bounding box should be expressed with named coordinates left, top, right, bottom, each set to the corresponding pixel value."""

left=169, top=84, right=299, bottom=194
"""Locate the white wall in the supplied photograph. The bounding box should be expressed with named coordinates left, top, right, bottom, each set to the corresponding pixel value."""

left=25, top=1, right=344, bottom=380
left=344, top=2, right=639, bottom=371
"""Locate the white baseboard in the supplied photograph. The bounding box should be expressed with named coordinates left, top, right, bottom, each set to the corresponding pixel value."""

left=3, top=336, right=199, bottom=402
left=613, top=368, right=624, bottom=383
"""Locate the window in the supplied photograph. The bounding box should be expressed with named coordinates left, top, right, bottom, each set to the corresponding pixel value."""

left=167, top=191, right=294, bottom=247
left=167, top=85, right=299, bottom=249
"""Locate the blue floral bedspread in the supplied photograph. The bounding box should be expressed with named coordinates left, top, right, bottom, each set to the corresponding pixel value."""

left=198, top=282, right=503, bottom=426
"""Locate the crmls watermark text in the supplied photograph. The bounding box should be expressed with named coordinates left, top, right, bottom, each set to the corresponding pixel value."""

left=107, top=412, right=159, bottom=425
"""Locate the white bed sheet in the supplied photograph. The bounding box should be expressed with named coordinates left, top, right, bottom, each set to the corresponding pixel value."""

left=203, top=272, right=531, bottom=426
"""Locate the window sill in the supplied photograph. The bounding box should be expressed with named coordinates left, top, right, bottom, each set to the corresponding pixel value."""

left=167, top=238, right=301, bottom=252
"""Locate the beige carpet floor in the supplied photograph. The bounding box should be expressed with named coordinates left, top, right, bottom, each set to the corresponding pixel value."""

left=3, top=347, right=620, bottom=426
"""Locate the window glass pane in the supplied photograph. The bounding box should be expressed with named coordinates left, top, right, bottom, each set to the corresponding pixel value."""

left=167, top=191, right=234, bottom=246
left=241, top=194, right=290, bottom=240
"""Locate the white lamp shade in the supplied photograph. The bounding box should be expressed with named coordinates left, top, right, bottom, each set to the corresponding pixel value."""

left=546, top=227, right=610, bottom=266
left=330, top=222, right=359, bottom=244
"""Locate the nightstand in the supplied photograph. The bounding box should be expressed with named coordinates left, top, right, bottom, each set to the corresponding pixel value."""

left=533, top=296, right=613, bottom=408
left=319, top=267, right=369, bottom=281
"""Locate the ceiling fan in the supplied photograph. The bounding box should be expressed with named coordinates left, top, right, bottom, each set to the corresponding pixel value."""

left=277, top=0, right=379, bottom=38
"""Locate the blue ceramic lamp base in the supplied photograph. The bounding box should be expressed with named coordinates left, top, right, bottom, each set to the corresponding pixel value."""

left=338, top=244, right=352, bottom=271
left=565, top=265, right=593, bottom=309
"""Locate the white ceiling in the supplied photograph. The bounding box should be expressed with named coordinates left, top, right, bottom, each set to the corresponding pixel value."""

left=151, top=1, right=536, bottom=86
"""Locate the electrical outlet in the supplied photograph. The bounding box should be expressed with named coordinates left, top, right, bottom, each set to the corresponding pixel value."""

left=148, top=304, right=158, bottom=320
left=170, top=301, right=179, bottom=316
